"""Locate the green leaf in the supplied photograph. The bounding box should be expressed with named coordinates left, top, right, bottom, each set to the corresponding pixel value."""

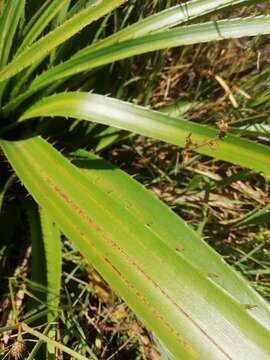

left=39, top=207, right=61, bottom=359
left=24, top=201, right=47, bottom=300
left=0, top=0, right=126, bottom=82
left=43, top=0, right=253, bottom=98
left=24, top=201, right=61, bottom=315
left=49, top=0, right=72, bottom=64
left=24, top=201, right=61, bottom=358
left=18, top=0, right=70, bottom=53
left=0, top=174, right=16, bottom=212
left=71, top=148, right=270, bottom=322
left=39, top=207, right=61, bottom=317
left=94, top=126, right=127, bottom=152
left=237, top=204, right=270, bottom=227
left=65, top=0, right=94, bottom=20
left=3, top=13, right=270, bottom=116
left=28, top=16, right=270, bottom=91
left=74, top=0, right=253, bottom=56
left=22, top=322, right=90, bottom=360
left=0, top=0, right=25, bottom=69
left=2, top=136, right=270, bottom=360
left=0, top=0, right=25, bottom=104
left=20, top=92, right=270, bottom=177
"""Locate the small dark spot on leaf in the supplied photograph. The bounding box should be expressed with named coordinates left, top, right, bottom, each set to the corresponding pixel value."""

left=207, top=272, right=219, bottom=279
left=145, top=221, right=154, bottom=228
left=244, top=304, right=258, bottom=310
left=125, top=201, right=132, bottom=209
left=175, top=246, right=185, bottom=252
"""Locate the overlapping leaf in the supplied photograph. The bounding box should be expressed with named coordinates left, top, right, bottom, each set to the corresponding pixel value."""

left=1, top=136, right=270, bottom=360
left=20, top=92, right=270, bottom=176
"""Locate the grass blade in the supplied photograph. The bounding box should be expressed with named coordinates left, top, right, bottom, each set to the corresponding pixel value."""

left=22, top=323, right=89, bottom=360
left=237, top=205, right=270, bottom=227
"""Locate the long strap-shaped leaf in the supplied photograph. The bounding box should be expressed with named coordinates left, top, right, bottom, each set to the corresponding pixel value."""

left=73, top=0, right=253, bottom=58
left=2, top=136, right=270, bottom=360
left=41, top=0, right=255, bottom=85
left=9, top=0, right=70, bottom=100
left=39, top=207, right=62, bottom=317
left=22, top=202, right=61, bottom=359
left=0, top=0, right=25, bottom=104
left=71, top=149, right=270, bottom=328
left=25, top=201, right=46, bottom=296
left=0, top=0, right=25, bottom=69
left=3, top=15, right=270, bottom=116
left=18, top=0, right=70, bottom=53
left=27, top=16, right=270, bottom=91
left=20, top=92, right=270, bottom=177
left=24, top=202, right=61, bottom=315
left=0, top=0, right=126, bottom=82
left=39, top=207, right=62, bottom=359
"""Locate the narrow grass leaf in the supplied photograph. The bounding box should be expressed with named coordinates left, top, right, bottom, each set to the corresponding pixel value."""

left=237, top=205, right=270, bottom=227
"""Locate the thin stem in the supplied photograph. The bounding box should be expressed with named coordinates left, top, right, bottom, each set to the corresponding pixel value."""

left=21, top=323, right=95, bottom=360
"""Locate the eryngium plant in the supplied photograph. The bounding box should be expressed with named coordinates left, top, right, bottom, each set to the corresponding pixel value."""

left=0, top=1, right=270, bottom=359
